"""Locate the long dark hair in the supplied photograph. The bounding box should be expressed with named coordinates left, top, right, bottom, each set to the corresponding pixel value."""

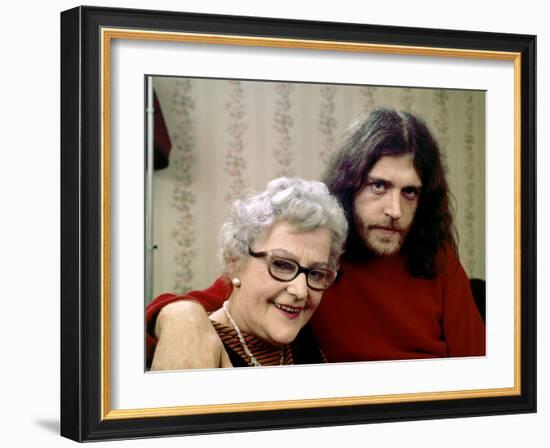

left=323, top=108, right=457, bottom=278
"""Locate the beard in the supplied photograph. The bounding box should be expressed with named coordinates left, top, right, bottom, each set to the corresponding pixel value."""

left=353, top=216, right=409, bottom=257
left=363, top=225, right=404, bottom=255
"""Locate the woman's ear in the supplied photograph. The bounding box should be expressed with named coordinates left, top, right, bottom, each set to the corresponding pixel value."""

left=223, top=254, right=241, bottom=280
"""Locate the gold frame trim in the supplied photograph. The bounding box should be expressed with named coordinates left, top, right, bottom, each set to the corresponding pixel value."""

left=100, top=28, right=522, bottom=421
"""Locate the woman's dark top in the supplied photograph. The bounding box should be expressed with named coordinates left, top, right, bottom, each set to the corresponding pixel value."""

left=211, top=320, right=326, bottom=367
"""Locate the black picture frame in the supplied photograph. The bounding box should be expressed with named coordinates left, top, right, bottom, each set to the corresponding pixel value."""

left=60, top=5, right=536, bottom=442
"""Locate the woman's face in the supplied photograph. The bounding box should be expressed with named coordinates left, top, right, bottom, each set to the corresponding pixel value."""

left=228, top=220, right=332, bottom=346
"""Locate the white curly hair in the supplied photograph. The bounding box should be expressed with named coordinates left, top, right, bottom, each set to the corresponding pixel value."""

left=219, top=177, right=348, bottom=277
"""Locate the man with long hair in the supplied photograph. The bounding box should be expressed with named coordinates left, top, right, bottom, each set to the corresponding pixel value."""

left=148, top=108, right=484, bottom=368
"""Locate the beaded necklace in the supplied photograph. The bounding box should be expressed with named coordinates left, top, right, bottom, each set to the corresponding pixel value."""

left=222, top=301, right=284, bottom=367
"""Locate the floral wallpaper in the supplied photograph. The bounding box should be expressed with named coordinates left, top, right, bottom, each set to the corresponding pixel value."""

left=463, top=92, right=482, bottom=276
left=169, top=79, right=196, bottom=294
left=224, top=80, right=248, bottom=203
left=273, top=83, right=295, bottom=178
left=151, top=77, right=486, bottom=301
left=318, top=85, right=338, bottom=166
left=361, top=85, right=378, bottom=113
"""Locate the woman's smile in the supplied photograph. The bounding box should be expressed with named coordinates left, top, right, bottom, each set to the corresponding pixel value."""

left=272, top=301, right=304, bottom=319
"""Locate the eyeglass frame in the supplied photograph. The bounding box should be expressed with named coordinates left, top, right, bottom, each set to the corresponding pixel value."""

left=248, top=247, right=338, bottom=291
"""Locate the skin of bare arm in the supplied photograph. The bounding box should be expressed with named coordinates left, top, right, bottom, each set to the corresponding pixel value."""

left=151, top=300, right=232, bottom=370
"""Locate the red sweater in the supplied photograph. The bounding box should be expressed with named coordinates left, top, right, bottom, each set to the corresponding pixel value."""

left=146, top=251, right=485, bottom=363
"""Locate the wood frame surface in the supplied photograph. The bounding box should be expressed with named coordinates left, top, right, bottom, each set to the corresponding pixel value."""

left=60, top=5, right=536, bottom=441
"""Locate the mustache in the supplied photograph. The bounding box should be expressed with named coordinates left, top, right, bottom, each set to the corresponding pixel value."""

left=367, top=222, right=405, bottom=233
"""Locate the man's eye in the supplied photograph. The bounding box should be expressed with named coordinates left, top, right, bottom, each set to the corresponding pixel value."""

left=369, top=182, right=387, bottom=193
left=402, top=188, right=419, bottom=200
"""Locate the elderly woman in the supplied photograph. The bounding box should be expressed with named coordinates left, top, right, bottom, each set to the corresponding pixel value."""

left=150, top=177, right=347, bottom=369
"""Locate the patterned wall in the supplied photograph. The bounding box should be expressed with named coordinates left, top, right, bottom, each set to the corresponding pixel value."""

left=150, top=77, right=486, bottom=301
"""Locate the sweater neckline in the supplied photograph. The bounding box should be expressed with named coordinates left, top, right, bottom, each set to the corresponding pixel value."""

left=210, top=319, right=293, bottom=366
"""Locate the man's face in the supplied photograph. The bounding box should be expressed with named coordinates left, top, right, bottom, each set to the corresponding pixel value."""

left=352, top=153, right=422, bottom=256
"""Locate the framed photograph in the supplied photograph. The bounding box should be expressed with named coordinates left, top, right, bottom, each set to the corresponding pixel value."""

left=60, top=5, right=536, bottom=442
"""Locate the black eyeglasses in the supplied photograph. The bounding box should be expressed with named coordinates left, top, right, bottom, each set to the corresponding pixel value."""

left=248, top=248, right=338, bottom=291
